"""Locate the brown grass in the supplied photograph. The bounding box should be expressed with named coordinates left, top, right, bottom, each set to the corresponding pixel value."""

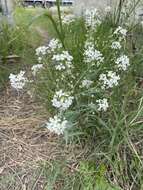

left=0, top=87, right=60, bottom=189
left=0, top=87, right=84, bottom=190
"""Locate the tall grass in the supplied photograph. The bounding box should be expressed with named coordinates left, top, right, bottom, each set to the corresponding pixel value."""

left=0, top=7, right=54, bottom=88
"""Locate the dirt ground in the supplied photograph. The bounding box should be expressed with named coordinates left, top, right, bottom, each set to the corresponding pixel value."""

left=0, top=87, right=61, bottom=190
left=0, top=87, right=83, bottom=190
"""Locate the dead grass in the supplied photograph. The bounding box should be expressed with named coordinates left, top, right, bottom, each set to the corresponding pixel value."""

left=0, top=87, right=84, bottom=190
left=0, top=87, right=60, bottom=189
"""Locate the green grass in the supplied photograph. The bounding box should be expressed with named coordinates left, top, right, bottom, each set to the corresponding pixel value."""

left=38, top=160, right=122, bottom=190
left=13, top=7, right=58, bottom=66
left=0, top=7, right=55, bottom=88
left=14, top=7, right=57, bottom=39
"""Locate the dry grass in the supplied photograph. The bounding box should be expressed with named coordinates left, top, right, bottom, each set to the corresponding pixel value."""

left=0, top=87, right=60, bottom=189
left=0, top=87, right=84, bottom=190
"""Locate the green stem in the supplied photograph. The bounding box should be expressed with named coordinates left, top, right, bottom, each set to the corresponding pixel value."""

left=44, top=12, right=65, bottom=49
left=56, top=0, right=65, bottom=48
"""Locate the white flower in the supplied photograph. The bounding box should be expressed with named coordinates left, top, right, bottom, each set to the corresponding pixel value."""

left=62, top=14, right=75, bottom=25
left=52, top=51, right=73, bottom=62
left=81, top=79, right=93, bottom=88
left=48, top=39, right=62, bottom=52
left=9, top=71, right=27, bottom=90
left=36, top=39, right=62, bottom=58
left=35, top=46, right=48, bottom=56
left=84, top=45, right=104, bottom=64
left=115, top=55, right=130, bottom=71
left=38, top=57, right=42, bottom=63
left=52, top=90, right=74, bottom=111
left=111, top=41, right=121, bottom=49
left=114, top=26, right=127, bottom=37
left=55, top=63, right=66, bottom=71
left=52, top=51, right=73, bottom=71
left=84, top=40, right=94, bottom=49
left=85, top=9, right=101, bottom=29
left=96, top=98, right=109, bottom=112
left=105, top=6, right=111, bottom=13
left=99, top=71, right=120, bottom=89
left=31, top=64, right=43, bottom=76
left=45, top=115, right=69, bottom=135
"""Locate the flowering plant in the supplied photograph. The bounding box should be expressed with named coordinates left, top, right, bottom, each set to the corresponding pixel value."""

left=9, top=6, right=141, bottom=138
left=6, top=2, right=143, bottom=188
left=23, top=8, right=134, bottom=136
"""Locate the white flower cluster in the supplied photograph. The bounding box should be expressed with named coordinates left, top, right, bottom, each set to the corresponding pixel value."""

left=81, top=26, right=129, bottom=112
left=37, top=57, right=42, bottom=63
left=99, top=71, right=120, bottom=89
left=81, top=79, right=93, bottom=88
left=33, top=21, right=130, bottom=124
left=111, top=41, right=121, bottom=49
left=52, top=51, right=73, bottom=71
left=35, top=39, right=62, bottom=63
left=105, top=6, right=111, bottom=13
left=115, top=55, right=130, bottom=71
left=35, top=46, right=48, bottom=56
left=9, top=71, right=27, bottom=90
left=114, top=26, right=127, bottom=37
left=52, top=90, right=74, bottom=111
left=84, top=39, right=94, bottom=49
left=96, top=98, right=109, bottom=111
left=62, top=14, right=75, bottom=25
left=31, top=64, right=43, bottom=76
left=45, top=115, right=69, bottom=135
left=48, top=39, right=62, bottom=52
left=85, top=9, right=101, bottom=29
left=84, top=45, right=104, bottom=64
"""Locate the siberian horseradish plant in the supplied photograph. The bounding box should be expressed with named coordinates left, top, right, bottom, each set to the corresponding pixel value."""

left=9, top=9, right=133, bottom=136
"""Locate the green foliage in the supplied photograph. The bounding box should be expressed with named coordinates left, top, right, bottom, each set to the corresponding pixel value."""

left=42, top=161, right=63, bottom=190
left=14, top=7, right=56, bottom=38
left=0, top=22, right=32, bottom=59
left=30, top=2, right=143, bottom=189
left=0, top=7, right=51, bottom=88
left=78, top=161, right=121, bottom=190
left=41, top=160, right=122, bottom=190
left=0, top=21, right=35, bottom=88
